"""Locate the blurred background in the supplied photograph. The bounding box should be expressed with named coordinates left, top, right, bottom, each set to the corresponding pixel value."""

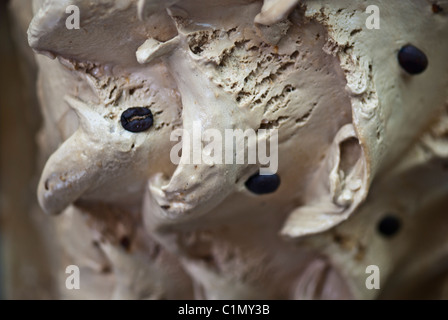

left=0, top=0, right=55, bottom=299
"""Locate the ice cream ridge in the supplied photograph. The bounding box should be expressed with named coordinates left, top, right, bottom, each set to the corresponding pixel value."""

left=25, top=0, right=448, bottom=299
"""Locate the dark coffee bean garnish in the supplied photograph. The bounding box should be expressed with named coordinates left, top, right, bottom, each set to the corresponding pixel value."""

left=432, top=4, right=443, bottom=13
left=245, top=172, right=281, bottom=195
left=119, top=236, right=131, bottom=251
left=377, top=215, right=401, bottom=238
left=121, top=107, right=153, bottom=133
left=398, top=45, right=428, bottom=75
left=101, top=265, right=112, bottom=274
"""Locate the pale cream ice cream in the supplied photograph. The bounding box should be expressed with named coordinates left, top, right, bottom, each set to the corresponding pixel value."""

left=16, top=0, right=448, bottom=299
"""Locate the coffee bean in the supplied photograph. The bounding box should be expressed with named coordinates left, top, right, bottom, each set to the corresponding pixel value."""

left=377, top=215, right=401, bottom=237
left=119, top=236, right=131, bottom=251
left=121, top=107, right=153, bottom=132
left=245, top=173, right=280, bottom=195
left=432, top=4, right=443, bottom=13
left=398, top=45, right=428, bottom=75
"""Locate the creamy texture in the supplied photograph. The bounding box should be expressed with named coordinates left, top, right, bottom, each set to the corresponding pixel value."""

left=21, top=0, right=448, bottom=299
